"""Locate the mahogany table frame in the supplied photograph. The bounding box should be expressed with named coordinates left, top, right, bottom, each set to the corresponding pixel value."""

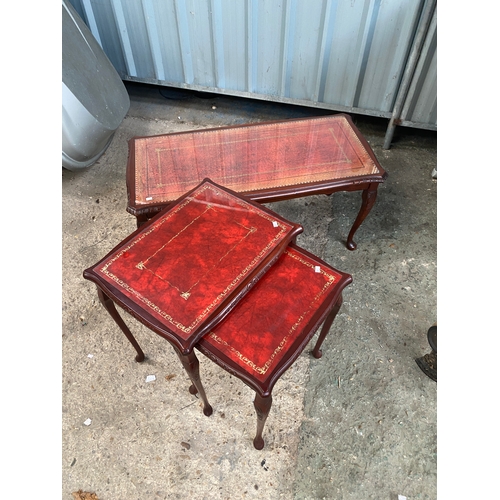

left=126, top=113, right=387, bottom=250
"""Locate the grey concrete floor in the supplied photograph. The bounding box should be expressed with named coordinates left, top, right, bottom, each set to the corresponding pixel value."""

left=62, top=82, right=437, bottom=500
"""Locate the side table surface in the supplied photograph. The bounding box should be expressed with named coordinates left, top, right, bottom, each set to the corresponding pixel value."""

left=197, top=243, right=352, bottom=396
left=83, top=178, right=303, bottom=354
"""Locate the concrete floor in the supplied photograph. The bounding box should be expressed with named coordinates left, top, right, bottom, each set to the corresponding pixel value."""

left=62, top=82, right=437, bottom=500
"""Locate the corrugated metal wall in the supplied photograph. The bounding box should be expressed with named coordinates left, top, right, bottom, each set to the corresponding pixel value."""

left=399, top=3, right=437, bottom=129
left=69, top=0, right=436, bottom=140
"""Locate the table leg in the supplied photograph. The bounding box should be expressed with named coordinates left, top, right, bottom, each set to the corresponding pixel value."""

left=312, top=294, right=343, bottom=359
left=253, top=393, right=273, bottom=450
left=97, top=288, right=145, bottom=362
left=346, top=184, right=378, bottom=250
left=173, top=347, right=213, bottom=417
left=136, top=214, right=149, bottom=228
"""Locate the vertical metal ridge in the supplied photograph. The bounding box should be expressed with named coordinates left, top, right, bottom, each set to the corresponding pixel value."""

left=210, top=0, right=225, bottom=88
left=246, top=0, right=257, bottom=93
left=314, top=0, right=336, bottom=103
left=110, top=0, right=137, bottom=76
left=246, top=0, right=252, bottom=92
left=280, top=0, right=296, bottom=97
left=383, top=0, right=436, bottom=148
left=81, top=0, right=102, bottom=47
left=174, top=0, right=194, bottom=84
left=352, top=0, right=381, bottom=108
left=142, top=0, right=166, bottom=80
left=401, top=3, right=437, bottom=123
left=383, top=0, right=427, bottom=111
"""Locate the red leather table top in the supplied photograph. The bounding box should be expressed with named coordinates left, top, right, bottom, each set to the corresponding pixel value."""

left=127, top=114, right=385, bottom=216
left=196, top=244, right=352, bottom=396
left=84, top=179, right=303, bottom=354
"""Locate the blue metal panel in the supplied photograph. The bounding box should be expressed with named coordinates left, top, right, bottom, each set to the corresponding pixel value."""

left=130, top=0, right=185, bottom=83
left=181, top=0, right=216, bottom=87
left=142, top=0, right=167, bottom=81
left=77, top=0, right=128, bottom=75
left=215, top=0, right=245, bottom=90
left=285, top=0, right=325, bottom=100
left=321, top=0, right=372, bottom=107
left=401, top=6, right=437, bottom=127
left=172, top=0, right=194, bottom=84
left=356, top=0, right=423, bottom=113
left=67, top=0, right=436, bottom=130
left=110, top=0, right=138, bottom=77
left=246, top=0, right=259, bottom=92
left=253, top=1, right=286, bottom=96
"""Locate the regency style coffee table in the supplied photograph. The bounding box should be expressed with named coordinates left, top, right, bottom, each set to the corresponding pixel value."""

left=83, top=179, right=302, bottom=416
left=126, top=113, right=387, bottom=250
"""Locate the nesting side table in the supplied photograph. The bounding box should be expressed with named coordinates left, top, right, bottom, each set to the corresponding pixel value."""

left=196, top=243, right=352, bottom=448
left=83, top=179, right=302, bottom=416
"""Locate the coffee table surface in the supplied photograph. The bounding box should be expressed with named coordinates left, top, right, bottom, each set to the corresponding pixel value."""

left=126, top=114, right=386, bottom=217
left=84, top=179, right=303, bottom=354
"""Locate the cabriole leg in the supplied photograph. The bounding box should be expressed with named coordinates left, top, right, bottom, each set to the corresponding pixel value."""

left=346, top=184, right=378, bottom=251
left=136, top=214, right=149, bottom=228
left=174, top=348, right=213, bottom=417
left=312, top=295, right=343, bottom=359
left=97, top=287, right=145, bottom=362
left=253, top=393, right=273, bottom=450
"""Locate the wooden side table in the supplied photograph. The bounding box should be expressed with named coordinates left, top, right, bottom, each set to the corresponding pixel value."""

left=126, top=113, right=387, bottom=250
left=195, top=243, right=352, bottom=449
left=83, top=179, right=302, bottom=416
